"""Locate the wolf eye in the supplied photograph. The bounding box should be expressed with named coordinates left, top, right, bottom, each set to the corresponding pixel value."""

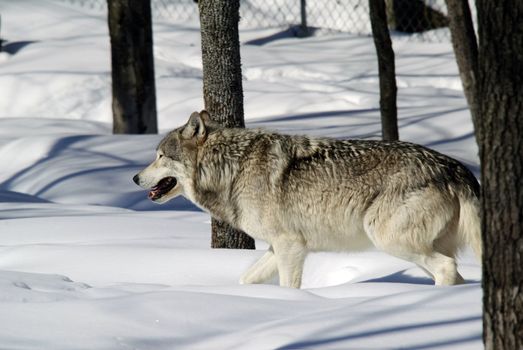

left=158, top=154, right=164, bottom=159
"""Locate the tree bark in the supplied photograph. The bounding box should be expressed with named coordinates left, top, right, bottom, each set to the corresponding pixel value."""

left=369, top=0, right=399, bottom=141
left=107, top=0, right=158, bottom=134
left=444, top=0, right=479, bottom=130
left=476, top=0, right=523, bottom=349
left=198, top=0, right=255, bottom=250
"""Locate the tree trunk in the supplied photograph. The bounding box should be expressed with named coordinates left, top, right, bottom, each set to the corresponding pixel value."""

left=476, top=0, right=523, bottom=349
left=369, top=0, right=399, bottom=141
left=107, top=0, right=158, bottom=134
left=198, top=0, right=255, bottom=250
left=386, top=0, right=448, bottom=33
left=444, top=0, right=479, bottom=130
left=0, top=14, right=3, bottom=53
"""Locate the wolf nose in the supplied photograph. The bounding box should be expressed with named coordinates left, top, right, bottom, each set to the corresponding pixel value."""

left=133, top=174, right=140, bottom=185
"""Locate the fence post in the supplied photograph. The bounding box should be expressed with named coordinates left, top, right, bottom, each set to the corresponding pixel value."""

left=299, top=0, right=309, bottom=36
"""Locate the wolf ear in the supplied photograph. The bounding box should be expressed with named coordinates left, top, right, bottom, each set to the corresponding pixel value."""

left=182, top=111, right=207, bottom=142
left=199, top=110, right=222, bottom=130
left=199, top=110, right=212, bottom=123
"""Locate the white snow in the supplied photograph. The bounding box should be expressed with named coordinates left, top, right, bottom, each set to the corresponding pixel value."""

left=0, top=1, right=481, bottom=349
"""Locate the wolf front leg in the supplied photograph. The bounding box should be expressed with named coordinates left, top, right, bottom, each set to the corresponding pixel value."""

left=239, top=247, right=278, bottom=285
left=272, top=237, right=307, bottom=288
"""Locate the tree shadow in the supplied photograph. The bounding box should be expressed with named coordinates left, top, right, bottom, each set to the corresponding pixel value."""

left=248, top=108, right=379, bottom=124
left=0, top=190, right=51, bottom=204
left=364, top=270, right=434, bottom=285
left=277, top=271, right=481, bottom=350
left=363, top=270, right=479, bottom=285
left=1, top=41, right=39, bottom=55
left=278, top=317, right=481, bottom=349
left=248, top=107, right=475, bottom=145
left=244, top=26, right=319, bottom=46
left=1, top=135, right=94, bottom=189
left=0, top=134, right=201, bottom=212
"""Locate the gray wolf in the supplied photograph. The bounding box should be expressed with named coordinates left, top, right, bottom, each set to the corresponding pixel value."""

left=133, top=111, right=481, bottom=288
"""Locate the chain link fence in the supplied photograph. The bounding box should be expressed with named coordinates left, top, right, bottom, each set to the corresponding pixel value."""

left=56, top=0, right=452, bottom=42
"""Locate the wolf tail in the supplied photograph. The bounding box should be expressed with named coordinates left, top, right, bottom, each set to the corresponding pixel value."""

left=457, top=192, right=482, bottom=263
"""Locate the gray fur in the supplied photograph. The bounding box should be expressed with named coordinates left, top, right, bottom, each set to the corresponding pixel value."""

left=134, top=111, right=482, bottom=288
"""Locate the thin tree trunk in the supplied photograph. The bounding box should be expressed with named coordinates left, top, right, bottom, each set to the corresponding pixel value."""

left=444, top=0, right=479, bottom=131
left=107, top=0, right=158, bottom=134
left=198, top=0, right=255, bottom=250
left=476, top=0, right=523, bottom=348
left=369, top=0, right=399, bottom=141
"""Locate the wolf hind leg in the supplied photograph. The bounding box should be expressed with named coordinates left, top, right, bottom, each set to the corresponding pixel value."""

left=370, top=227, right=465, bottom=285
left=365, top=204, right=464, bottom=285
left=378, top=244, right=464, bottom=285
left=431, top=229, right=465, bottom=284
left=240, top=247, right=278, bottom=285
left=411, top=232, right=465, bottom=284
left=366, top=188, right=466, bottom=285
left=272, top=237, right=307, bottom=289
left=369, top=234, right=463, bottom=285
left=419, top=252, right=464, bottom=285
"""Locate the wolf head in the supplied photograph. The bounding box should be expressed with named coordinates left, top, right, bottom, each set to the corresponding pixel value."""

left=133, top=110, right=217, bottom=203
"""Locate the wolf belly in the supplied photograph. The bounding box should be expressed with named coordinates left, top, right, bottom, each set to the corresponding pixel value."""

left=281, top=205, right=373, bottom=252
left=237, top=195, right=374, bottom=252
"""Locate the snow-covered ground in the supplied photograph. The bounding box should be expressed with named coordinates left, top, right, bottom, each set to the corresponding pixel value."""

left=0, top=1, right=481, bottom=349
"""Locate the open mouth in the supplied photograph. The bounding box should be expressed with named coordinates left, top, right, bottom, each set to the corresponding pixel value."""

left=148, top=177, right=177, bottom=201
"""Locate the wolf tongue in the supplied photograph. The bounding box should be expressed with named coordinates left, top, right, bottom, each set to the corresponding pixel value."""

left=148, top=180, right=167, bottom=199
left=148, top=184, right=158, bottom=199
